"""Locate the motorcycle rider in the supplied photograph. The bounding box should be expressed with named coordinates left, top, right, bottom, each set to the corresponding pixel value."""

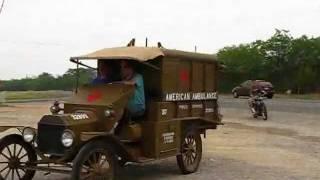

left=248, top=88, right=265, bottom=114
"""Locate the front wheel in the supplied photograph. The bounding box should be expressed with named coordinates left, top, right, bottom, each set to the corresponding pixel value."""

left=71, top=141, right=119, bottom=180
left=233, top=91, right=239, bottom=98
left=0, top=134, right=37, bottom=180
left=250, top=104, right=258, bottom=118
left=262, top=104, right=268, bottom=120
left=176, top=129, right=202, bottom=174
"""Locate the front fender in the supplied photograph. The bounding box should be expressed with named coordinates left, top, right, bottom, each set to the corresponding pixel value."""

left=232, top=87, right=240, bottom=93
left=80, top=132, right=135, bottom=162
left=0, top=126, right=26, bottom=133
left=173, top=117, right=223, bottom=138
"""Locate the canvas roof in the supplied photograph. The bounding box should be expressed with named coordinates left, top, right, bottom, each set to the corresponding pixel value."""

left=70, top=46, right=217, bottom=62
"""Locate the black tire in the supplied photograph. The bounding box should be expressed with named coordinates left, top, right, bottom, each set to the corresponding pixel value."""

left=176, top=129, right=202, bottom=174
left=118, top=158, right=127, bottom=167
left=267, top=94, right=273, bottom=99
left=233, top=91, right=239, bottom=98
left=71, top=140, right=119, bottom=180
left=0, top=134, right=37, bottom=180
left=262, top=104, right=268, bottom=120
left=251, top=105, right=258, bottom=118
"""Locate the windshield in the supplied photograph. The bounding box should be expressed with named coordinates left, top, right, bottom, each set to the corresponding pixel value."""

left=90, top=60, right=121, bottom=85
left=71, top=59, right=122, bottom=92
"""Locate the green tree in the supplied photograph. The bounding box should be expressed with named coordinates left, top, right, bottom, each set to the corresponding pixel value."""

left=217, top=29, right=320, bottom=94
left=0, top=68, right=95, bottom=91
left=218, top=44, right=265, bottom=91
left=289, top=36, right=320, bottom=93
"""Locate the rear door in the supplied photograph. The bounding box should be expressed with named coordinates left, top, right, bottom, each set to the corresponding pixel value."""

left=238, top=80, right=251, bottom=96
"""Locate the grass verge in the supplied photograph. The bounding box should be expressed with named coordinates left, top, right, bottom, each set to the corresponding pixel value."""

left=1, top=90, right=72, bottom=101
left=274, top=93, right=320, bottom=100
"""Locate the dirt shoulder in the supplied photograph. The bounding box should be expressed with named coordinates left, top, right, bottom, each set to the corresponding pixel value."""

left=0, top=99, right=319, bottom=180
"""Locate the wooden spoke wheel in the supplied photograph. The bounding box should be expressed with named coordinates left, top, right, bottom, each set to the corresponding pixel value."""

left=176, top=129, right=202, bottom=174
left=0, top=134, right=37, bottom=180
left=72, top=141, right=119, bottom=180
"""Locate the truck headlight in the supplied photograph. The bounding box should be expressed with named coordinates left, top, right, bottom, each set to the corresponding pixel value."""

left=104, top=109, right=114, bottom=117
left=50, top=101, right=61, bottom=114
left=22, top=127, right=35, bottom=143
left=61, top=130, right=74, bottom=147
left=50, top=105, right=59, bottom=114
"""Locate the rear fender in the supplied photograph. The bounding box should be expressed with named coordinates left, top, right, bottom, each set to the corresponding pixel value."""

left=178, top=117, right=222, bottom=136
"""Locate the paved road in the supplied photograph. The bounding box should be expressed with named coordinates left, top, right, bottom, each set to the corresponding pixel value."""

left=220, top=95, right=320, bottom=114
left=0, top=97, right=319, bottom=180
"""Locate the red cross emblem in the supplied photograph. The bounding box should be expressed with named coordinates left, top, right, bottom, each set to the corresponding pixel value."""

left=179, top=69, right=189, bottom=87
left=87, top=90, right=102, bottom=102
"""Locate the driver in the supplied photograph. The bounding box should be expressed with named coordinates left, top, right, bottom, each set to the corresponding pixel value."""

left=91, top=60, right=114, bottom=84
left=120, top=60, right=145, bottom=117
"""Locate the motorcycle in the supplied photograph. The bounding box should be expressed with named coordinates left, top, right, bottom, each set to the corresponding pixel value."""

left=249, top=90, right=268, bottom=120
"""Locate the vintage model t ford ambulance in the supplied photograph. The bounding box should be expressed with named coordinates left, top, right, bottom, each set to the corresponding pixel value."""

left=0, top=45, right=222, bottom=179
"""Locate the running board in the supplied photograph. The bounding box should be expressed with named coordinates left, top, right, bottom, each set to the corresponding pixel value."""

left=136, top=157, right=156, bottom=163
left=23, top=165, right=71, bottom=175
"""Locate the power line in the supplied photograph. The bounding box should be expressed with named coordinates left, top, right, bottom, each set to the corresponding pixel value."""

left=0, top=0, right=5, bottom=15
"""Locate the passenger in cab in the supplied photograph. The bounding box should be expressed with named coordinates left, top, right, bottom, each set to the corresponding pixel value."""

left=92, top=60, right=114, bottom=84
left=120, top=60, right=145, bottom=117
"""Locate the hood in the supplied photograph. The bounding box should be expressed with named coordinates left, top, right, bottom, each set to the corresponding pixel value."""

left=260, top=82, right=273, bottom=88
left=232, top=86, right=240, bottom=92
left=67, top=83, right=134, bottom=108
left=39, top=112, right=97, bottom=126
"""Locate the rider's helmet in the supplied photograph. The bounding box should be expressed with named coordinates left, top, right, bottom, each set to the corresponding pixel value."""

left=251, top=88, right=262, bottom=96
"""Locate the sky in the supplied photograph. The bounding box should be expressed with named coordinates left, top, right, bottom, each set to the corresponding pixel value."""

left=0, top=0, right=320, bottom=80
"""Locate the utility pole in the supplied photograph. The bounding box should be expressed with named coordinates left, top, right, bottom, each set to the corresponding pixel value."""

left=0, top=0, right=5, bottom=15
left=0, top=91, right=6, bottom=104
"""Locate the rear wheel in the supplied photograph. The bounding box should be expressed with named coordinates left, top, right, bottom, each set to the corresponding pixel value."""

left=176, top=129, right=202, bottom=174
left=267, top=94, right=273, bottom=99
left=0, top=134, right=37, bottom=180
left=71, top=141, right=119, bottom=180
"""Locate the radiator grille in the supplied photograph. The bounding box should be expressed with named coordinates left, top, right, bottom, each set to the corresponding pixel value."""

left=38, top=124, right=66, bottom=156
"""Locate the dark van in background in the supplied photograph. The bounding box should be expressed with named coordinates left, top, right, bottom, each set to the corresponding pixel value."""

left=232, top=80, right=274, bottom=99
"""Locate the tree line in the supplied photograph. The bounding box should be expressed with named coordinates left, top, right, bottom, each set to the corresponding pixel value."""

left=0, top=68, right=94, bottom=91
left=217, top=29, right=320, bottom=94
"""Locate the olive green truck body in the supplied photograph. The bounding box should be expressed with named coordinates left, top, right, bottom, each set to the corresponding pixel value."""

left=0, top=46, right=222, bottom=179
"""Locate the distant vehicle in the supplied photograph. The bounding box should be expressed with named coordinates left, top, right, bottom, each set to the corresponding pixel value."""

left=232, top=80, right=274, bottom=99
